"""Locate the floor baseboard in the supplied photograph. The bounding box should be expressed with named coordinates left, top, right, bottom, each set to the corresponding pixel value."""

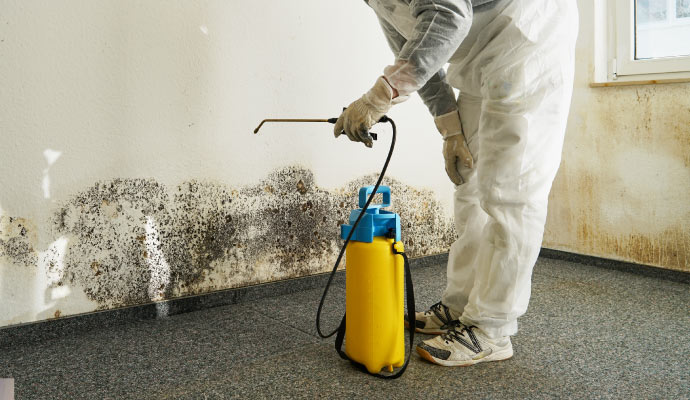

left=539, top=248, right=689, bottom=284
left=3, top=249, right=687, bottom=346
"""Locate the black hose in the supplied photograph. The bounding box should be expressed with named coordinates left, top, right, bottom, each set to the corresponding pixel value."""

left=316, top=116, right=396, bottom=338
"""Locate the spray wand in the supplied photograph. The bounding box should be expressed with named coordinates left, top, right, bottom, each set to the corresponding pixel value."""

left=253, top=117, right=378, bottom=141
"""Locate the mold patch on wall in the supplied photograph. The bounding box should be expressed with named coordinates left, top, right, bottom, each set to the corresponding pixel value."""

left=53, top=179, right=171, bottom=307
left=2, top=166, right=456, bottom=312
left=0, top=217, right=38, bottom=268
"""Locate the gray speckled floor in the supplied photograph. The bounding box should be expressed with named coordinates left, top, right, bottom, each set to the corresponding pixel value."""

left=1, top=257, right=689, bottom=399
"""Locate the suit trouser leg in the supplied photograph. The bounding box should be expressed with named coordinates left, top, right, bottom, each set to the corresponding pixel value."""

left=441, top=93, right=486, bottom=316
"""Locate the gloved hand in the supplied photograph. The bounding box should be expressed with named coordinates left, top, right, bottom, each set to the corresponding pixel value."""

left=334, top=77, right=403, bottom=148
left=435, top=110, right=473, bottom=185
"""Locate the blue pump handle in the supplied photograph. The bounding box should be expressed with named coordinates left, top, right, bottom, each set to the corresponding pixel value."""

left=358, top=185, right=391, bottom=209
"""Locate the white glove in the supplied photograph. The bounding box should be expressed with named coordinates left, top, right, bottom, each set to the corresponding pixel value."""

left=334, top=77, right=405, bottom=148
left=435, top=110, right=473, bottom=185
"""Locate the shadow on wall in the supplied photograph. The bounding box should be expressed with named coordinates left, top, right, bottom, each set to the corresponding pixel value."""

left=0, top=166, right=455, bottom=323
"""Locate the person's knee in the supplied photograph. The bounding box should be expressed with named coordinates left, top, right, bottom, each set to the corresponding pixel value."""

left=478, top=183, right=524, bottom=211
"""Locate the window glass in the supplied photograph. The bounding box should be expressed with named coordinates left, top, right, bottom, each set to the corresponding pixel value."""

left=636, top=0, right=690, bottom=59
left=637, top=0, right=667, bottom=23
left=678, top=0, right=690, bottom=18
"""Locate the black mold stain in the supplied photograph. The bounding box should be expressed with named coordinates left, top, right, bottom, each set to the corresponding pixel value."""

left=53, top=179, right=170, bottom=307
left=242, top=167, right=344, bottom=278
left=42, top=166, right=455, bottom=310
left=165, top=181, right=241, bottom=293
left=0, top=217, right=38, bottom=268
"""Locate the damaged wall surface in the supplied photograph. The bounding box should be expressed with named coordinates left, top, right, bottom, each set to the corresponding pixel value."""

left=0, top=1, right=456, bottom=328
left=543, top=1, right=690, bottom=272
left=1, top=168, right=453, bottom=325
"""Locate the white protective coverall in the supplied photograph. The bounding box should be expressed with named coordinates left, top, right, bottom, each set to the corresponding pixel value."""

left=367, top=0, right=579, bottom=338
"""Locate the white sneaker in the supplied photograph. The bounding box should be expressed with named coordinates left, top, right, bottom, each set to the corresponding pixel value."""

left=406, top=301, right=461, bottom=334
left=416, top=323, right=513, bottom=367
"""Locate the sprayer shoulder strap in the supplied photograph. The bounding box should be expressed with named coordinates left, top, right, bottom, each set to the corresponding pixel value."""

left=334, top=246, right=415, bottom=379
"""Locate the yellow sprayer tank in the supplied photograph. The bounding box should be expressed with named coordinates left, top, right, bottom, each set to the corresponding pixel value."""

left=345, top=237, right=405, bottom=373
left=340, top=186, right=405, bottom=374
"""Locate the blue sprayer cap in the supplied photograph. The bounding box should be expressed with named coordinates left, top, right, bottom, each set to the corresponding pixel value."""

left=340, top=186, right=401, bottom=243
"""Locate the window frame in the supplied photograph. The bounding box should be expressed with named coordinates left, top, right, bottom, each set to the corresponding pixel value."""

left=615, top=0, right=690, bottom=76
left=593, top=0, right=690, bottom=85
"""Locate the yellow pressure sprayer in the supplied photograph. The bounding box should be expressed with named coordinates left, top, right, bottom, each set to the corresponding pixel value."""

left=254, top=115, right=415, bottom=379
left=334, top=185, right=414, bottom=376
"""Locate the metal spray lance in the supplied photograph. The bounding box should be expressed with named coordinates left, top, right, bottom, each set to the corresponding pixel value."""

left=253, top=117, right=378, bottom=141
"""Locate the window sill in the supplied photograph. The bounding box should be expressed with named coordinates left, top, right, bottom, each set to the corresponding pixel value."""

left=590, top=77, right=690, bottom=87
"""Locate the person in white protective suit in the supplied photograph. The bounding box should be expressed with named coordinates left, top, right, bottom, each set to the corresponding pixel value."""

left=333, top=0, right=578, bottom=366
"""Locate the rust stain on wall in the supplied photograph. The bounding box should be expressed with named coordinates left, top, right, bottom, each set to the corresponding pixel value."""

left=544, top=82, right=690, bottom=273
left=2, top=166, right=455, bottom=311
left=572, top=222, right=689, bottom=271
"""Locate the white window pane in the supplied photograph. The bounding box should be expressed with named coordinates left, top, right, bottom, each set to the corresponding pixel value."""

left=637, top=0, right=667, bottom=24
left=636, top=0, right=690, bottom=59
left=678, top=0, right=690, bottom=18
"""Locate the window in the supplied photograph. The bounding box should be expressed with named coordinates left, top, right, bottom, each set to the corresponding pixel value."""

left=636, top=0, right=690, bottom=59
left=595, top=0, right=690, bottom=84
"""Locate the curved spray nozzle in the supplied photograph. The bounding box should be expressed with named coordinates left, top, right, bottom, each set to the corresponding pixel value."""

left=253, top=117, right=378, bottom=141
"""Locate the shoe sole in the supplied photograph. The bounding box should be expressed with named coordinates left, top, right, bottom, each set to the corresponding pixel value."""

left=403, top=320, right=448, bottom=335
left=416, top=346, right=514, bottom=367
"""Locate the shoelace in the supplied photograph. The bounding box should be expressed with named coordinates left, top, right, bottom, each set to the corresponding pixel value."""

left=428, top=301, right=459, bottom=329
left=427, top=301, right=444, bottom=316
left=442, top=323, right=482, bottom=354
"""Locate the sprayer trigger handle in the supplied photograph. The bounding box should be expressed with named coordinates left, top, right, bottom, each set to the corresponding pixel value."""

left=332, top=129, right=378, bottom=141
left=329, top=116, right=378, bottom=141
left=332, top=108, right=383, bottom=142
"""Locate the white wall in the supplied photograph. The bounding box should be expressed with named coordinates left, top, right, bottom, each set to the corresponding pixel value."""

left=0, top=1, right=455, bottom=327
left=0, top=0, right=454, bottom=207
